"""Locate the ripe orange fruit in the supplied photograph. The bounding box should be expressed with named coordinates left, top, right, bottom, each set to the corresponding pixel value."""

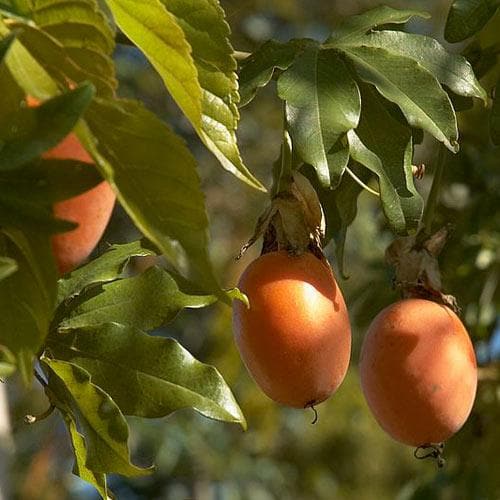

left=232, top=250, right=351, bottom=408
left=45, top=135, right=116, bottom=274
left=359, top=298, right=477, bottom=446
left=27, top=96, right=116, bottom=274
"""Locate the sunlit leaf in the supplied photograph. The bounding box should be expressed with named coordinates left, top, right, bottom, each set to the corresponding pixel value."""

left=43, top=357, right=150, bottom=477
left=59, top=266, right=216, bottom=330
left=57, top=240, right=156, bottom=305
left=48, top=322, right=246, bottom=427
left=105, top=0, right=264, bottom=190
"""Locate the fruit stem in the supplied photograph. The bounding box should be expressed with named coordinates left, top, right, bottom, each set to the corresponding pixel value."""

left=422, top=145, right=447, bottom=236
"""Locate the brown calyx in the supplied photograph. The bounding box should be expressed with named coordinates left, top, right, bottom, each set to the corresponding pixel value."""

left=385, top=225, right=459, bottom=312
left=238, top=171, right=326, bottom=263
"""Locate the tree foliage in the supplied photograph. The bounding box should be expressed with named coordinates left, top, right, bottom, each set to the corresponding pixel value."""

left=0, top=0, right=498, bottom=497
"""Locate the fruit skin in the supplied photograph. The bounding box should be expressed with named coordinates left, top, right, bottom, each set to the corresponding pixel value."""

left=232, top=250, right=351, bottom=408
left=27, top=96, right=116, bottom=274
left=46, top=135, right=116, bottom=274
left=359, top=298, right=477, bottom=446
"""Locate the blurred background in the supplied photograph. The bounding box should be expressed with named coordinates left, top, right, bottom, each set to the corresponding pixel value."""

left=5, top=0, right=500, bottom=498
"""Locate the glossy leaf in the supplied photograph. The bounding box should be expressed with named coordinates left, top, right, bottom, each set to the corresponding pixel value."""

left=104, top=0, right=201, bottom=126
left=0, top=83, right=95, bottom=171
left=327, top=5, right=429, bottom=43
left=277, top=45, right=360, bottom=187
left=59, top=266, right=216, bottom=330
left=43, top=357, right=150, bottom=477
left=347, top=30, right=487, bottom=102
left=48, top=322, right=246, bottom=427
left=239, top=39, right=306, bottom=107
left=445, top=0, right=500, bottom=42
left=83, top=98, right=221, bottom=294
left=57, top=240, right=156, bottom=305
left=0, top=230, right=56, bottom=382
left=61, top=412, right=111, bottom=499
left=342, top=46, right=458, bottom=152
left=105, top=0, right=264, bottom=190
left=491, top=80, right=500, bottom=145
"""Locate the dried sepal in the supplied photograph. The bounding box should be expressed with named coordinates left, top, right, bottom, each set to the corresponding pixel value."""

left=386, top=226, right=459, bottom=311
left=237, top=169, right=326, bottom=259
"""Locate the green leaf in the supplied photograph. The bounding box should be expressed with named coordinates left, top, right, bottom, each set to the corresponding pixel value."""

left=57, top=240, right=156, bottom=305
left=59, top=266, right=216, bottom=331
left=491, top=80, right=500, bottom=145
left=344, top=30, right=487, bottom=102
left=0, top=30, right=16, bottom=62
left=0, top=193, right=76, bottom=233
left=0, top=229, right=56, bottom=383
left=48, top=322, right=246, bottom=427
left=1, top=20, right=59, bottom=98
left=238, top=39, right=306, bottom=107
left=105, top=0, right=264, bottom=191
left=327, top=5, right=430, bottom=43
left=0, top=83, right=95, bottom=171
left=302, top=163, right=365, bottom=278
left=0, top=1, right=31, bottom=18
left=43, top=357, right=150, bottom=477
left=11, top=21, right=116, bottom=97
left=352, top=84, right=423, bottom=233
left=104, top=0, right=201, bottom=124
left=277, top=45, right=361, bottom=187
left=348, top=130, right=421, bottom=235
left=31, top=0, right=115, bottom=55
left=61, top=412, right=111, bottom=499
left=0, top=255, right=17, bottom=280
left=0, top=345, right=16, bottom=379
left=0, top=158, right=102, bottom=203
left=341, top=45, right=459, bottom=152
left=329, top=170, right=366, bottom=278
left=82, top=98, right=221, bottom=294
left=445, top=0, right=500, bottom=42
